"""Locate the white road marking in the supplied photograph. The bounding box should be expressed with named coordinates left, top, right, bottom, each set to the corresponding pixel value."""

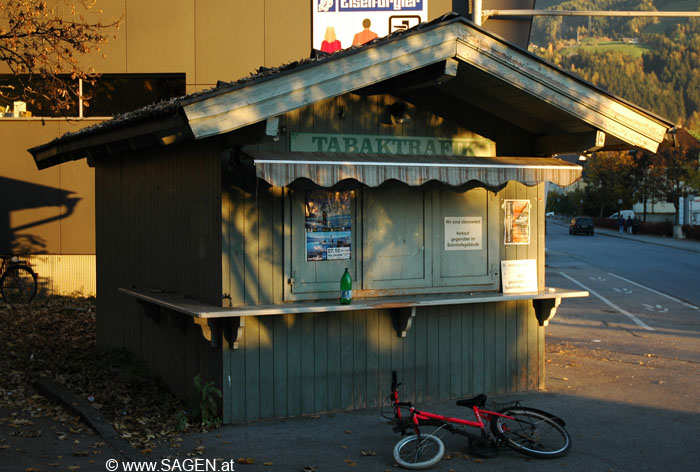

left=642, top=303, right=669, bottom=313
left=612, top=287, right=633, bottom=294
left=607, top=272, right=700, bottom=311
left=559, top=272, right=655, bottom=331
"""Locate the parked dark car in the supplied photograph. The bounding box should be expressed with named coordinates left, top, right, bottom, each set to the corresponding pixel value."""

left=569, top=216, right=594, bottom=235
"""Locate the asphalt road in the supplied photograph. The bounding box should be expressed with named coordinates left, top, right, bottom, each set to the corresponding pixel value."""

left=545, top=220, right=700, bottom=364
left=547, top=219, right=700, bottom=307
left=3, top=223, right=699, bottom=471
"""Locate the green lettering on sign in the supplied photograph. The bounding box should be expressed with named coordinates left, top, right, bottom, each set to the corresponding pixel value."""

left=290, top=133, right=495, bottom=156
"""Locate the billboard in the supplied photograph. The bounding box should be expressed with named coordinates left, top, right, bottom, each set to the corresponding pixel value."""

left=313, top=1, right=428, bottom=53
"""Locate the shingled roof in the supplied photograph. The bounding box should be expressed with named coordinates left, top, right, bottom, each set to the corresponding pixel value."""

left=29, top=13, right=676, bottom=170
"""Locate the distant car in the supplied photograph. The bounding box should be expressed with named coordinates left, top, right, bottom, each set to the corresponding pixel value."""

left=608, top=210, right=635, bottom=220
left=569, top=216, right=594, bottom=236
left=546, top=211, right=556, bottom=218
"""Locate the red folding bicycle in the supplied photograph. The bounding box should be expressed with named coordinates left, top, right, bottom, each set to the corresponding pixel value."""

left=383, top=371, right=571, bottom=469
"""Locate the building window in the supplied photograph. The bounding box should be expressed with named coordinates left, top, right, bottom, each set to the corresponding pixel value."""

left=82, top=74, right=186, bottom=117
left=0, top=73, right=185, bottom=118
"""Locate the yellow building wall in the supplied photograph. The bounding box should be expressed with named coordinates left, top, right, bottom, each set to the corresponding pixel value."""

left=0, top=0, right=454, bottom=296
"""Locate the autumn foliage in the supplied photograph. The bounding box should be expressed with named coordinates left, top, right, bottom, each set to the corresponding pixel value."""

left=0, top=0, right=120, bottom=113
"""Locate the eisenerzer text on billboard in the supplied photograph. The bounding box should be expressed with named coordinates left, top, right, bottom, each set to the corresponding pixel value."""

left=338, top=1, right=423, bottom=11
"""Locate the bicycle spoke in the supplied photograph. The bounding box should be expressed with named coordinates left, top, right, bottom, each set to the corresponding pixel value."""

left=491, top=408, right=571, bottom=458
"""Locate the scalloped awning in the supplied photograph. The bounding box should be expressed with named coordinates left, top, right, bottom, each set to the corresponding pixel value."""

left=247, top=151, right=582, bottom=188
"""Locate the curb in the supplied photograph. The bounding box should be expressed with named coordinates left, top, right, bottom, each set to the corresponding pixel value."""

left=32, top=374, right=139, bottom=462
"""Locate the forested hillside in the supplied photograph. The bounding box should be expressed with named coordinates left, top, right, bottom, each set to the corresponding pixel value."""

left=529, top=1, right=700, bottom=134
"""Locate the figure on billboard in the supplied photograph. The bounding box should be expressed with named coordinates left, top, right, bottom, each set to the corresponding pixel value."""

left=352, top=18, right=378, bottom=46
left=321, top=26, right=342, bottom=53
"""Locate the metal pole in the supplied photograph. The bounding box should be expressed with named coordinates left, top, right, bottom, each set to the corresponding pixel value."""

left=78, top=78, right=83, bottom=118
left=483, top=10, right=700, bottom=21
left=473, top=0, right=483, bottom=26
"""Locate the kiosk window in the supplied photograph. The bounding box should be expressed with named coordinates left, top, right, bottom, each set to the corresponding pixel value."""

left=362, top=184, right=430, bottom=290
left=432, top=187, right=498, bottom=288
left=287, top=190, right=358, bottom=297
left=285, top=184, right=501, bottom=301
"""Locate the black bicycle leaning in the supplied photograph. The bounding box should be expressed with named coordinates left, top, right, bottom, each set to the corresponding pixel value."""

left=1, top=255, right=38, bottom=303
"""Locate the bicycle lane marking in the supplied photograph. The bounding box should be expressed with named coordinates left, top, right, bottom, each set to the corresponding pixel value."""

left=607, top=272, right=700, bottom=311
left=558, top=272, right=655, bottom=331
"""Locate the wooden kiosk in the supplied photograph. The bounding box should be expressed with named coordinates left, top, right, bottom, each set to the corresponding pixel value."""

left=29, top=16, right=673, bottom=423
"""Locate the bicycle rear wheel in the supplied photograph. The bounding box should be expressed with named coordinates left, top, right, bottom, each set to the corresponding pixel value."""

left=1, top=265, right=38, bottom=303
left=393, top=433, right=444, bottom=469
left=490, top=407, right=571, bottom=458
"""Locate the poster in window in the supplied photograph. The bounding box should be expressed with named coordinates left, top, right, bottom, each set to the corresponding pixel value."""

left=504, top=200, right=530, bottom=245
left=305, top=190, right=353, bottom=261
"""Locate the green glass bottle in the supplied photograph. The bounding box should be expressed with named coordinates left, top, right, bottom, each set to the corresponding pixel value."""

left=340, top=268, right=352, bottom=305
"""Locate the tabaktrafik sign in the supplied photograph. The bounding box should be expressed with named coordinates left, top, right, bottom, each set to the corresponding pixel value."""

left=313, top=1, right=428, bottom=53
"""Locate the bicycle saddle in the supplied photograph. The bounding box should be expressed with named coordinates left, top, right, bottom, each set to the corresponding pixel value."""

left=456, top=394, right=487, bottom=408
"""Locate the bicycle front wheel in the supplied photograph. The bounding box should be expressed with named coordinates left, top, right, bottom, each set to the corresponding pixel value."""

left=491, top=407, right=571, bottom=458
left=1, top=265, right=38, bottom=303
left=393, top=433, right=444, bottom=469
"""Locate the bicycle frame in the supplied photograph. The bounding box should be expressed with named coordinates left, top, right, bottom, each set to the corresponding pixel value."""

left=389, top=372, right=513, bottom=442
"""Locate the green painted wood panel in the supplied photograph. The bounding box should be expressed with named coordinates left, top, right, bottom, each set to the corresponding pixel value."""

left=300, top=313, right=315, bottom=415
left=365, top=310, right=380, bottom=407
left=95, top=139, right=223, bottom=405
left=353, top=310, right=367, bottom=409
left=438, top=306, right=451, bottom=399
left=402, top=310, right=416, bottom=403
left=273, top=315, right=288, bottom=417
left=449, top=304, right=463, bottom=398
left=286, top=314, right=302, bottom=416
left=259, top=316, right=274, bottom=419
left=433, top=187, right=496, bottom=287
left=483, top=302, right=495, bottom=394
left=314, top=313, right=329, bottom=413
left=471, top=303, right=485, bottom=395
left=339, top=312, right=354, bottom=410
left=426, top=306, right=440, bottom=401
left=377, top=312, right=392, bottom=408
left=363, top=185, right=428, bottom=289
left=414, top=307, right=427, bottom=402
left=223, top=301, right=547, bottom=423
left=245, top=316, right=261, bottom=422
left=328, top=311, right=342, bottom=411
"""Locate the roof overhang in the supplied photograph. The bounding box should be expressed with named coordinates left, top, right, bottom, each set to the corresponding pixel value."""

left=182, top=18, right=673, bottom=154
left=247, top=150, right=582, bottom=188
left=29, top=15, right=675, bottom=170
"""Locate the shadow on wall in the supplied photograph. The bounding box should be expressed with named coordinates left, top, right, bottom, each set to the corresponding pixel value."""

left=0, top=176, right=81, bottom=254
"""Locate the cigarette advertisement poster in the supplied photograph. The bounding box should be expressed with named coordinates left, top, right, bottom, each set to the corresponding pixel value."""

left=504, top=200, right=530, bottom=245
left=501, top=259, right=538, bottom=293
left=305, top=190, right=353, bottom=261
left=313, top=1, right=428, bottom=54
left=444, top=217, right=482, bottom=251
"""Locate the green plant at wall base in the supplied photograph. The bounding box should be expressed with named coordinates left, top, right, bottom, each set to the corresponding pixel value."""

left=176, top=409, right=189, bottom=432
left=188, top=375, right=222, bottom=429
